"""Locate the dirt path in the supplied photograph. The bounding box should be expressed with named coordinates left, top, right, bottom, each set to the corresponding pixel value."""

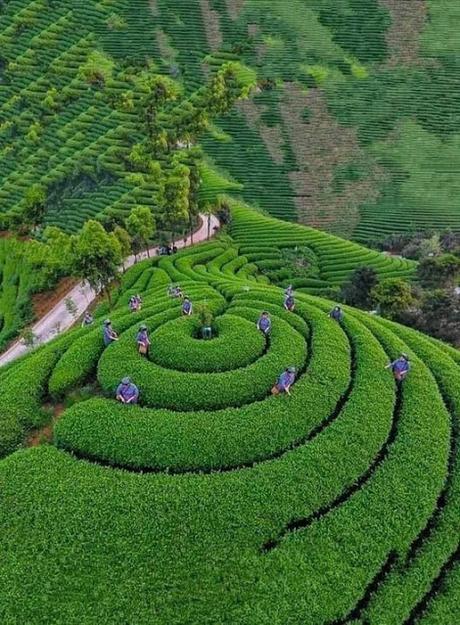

left=0, top=214, right=220, bottom=367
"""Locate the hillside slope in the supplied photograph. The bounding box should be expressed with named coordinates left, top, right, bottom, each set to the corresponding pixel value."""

left=149, top=0, right=460, bottom=240
left=0, top=206, right=457, bottom=625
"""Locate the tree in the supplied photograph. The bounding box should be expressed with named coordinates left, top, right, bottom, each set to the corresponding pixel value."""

left=417, top=253, right=460, bottom=289
left=137, top=74, right=180, bottom=140
left=78, top=50, right=114, bottom=88
left=372, top=278, right=415, bottom=320
left=164, top=165, right=190, bottom=244
left=418, top=234, right=442, bottom=259
left=23, top=184, right=46, bottom=231
left=420, top=289, right=460, bottom=346
left=125, top=206, right=156, bottom=257
left=340, top=266, right=379, bottom=309
left=113, top=225, right=132, bottom=269
left=68, top=220, right=122, bottom=307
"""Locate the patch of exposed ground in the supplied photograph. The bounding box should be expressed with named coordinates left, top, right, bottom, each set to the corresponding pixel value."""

left=238, top=100, right=285, bottom=165
left=226, top=0, right=245, bottom=21
left=380, top=0, right=427, bottom=67
left=33, top=276, right=77, bottom=319
left=149, top=0, right=159, bottom=17
left=155, top=29, right=178, bottom=66
left=280, top=84, right=386, bottom=237
left=27, top=403, right=65, bottom=447
left=200, top=0, right=223, bottom=51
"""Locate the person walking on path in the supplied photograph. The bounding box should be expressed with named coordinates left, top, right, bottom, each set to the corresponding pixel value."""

left=116, top=377, right=139, bottom=404
left=136, top=324, right=150, bottom=356
left=386, top=353, right=410, bottom=383
left=257, top=311, right=271, bottom=336
left=103, top=319, right=118, bottom=347
left=329, top=306, right=344, bottom=322
left=272, top=366, right=296, bottom=396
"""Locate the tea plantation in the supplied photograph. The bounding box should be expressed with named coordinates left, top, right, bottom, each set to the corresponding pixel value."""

left=150, top=0, right=460, bottom=240
left=0, top=0, right=459, bottom=623
left=0, top=201, right=457, bottom=624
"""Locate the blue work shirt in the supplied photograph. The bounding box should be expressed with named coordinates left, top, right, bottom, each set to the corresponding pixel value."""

left=330, top=308, right=343, bottom=321
left=257, top=316, right=271, bottom=332
left=277, top=371, right=295, bottom=391
left=182, top=301, right=192, bottom=314
left=391, top=359, right=410, bottom=374
left=116, top=382, right=139, bottom=403
left=103, top=326, right=115, bottom=346
left=137, top=330, right=149, bottom=345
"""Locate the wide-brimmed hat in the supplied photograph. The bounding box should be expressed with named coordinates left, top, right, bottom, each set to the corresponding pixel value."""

left=122, top=377, right=131, bottom=385
left=288, top=366, right=296, bottom=373
left=139, top=324, right=147, bottom=331
left=104, top=319, right=111, bottom=325
left=401, top=353, right=409, bottom=360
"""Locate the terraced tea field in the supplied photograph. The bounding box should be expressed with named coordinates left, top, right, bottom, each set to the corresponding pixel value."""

left=0, top=203, right=457, bottom=624
left=0, top=1, right=459, bottom=623
left=0, top=0, right=250, bottom=232
left=148, top=0, right=460, bottom=240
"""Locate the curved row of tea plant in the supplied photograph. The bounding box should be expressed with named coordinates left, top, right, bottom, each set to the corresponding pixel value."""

left=0, top=214, right=457, bottom=624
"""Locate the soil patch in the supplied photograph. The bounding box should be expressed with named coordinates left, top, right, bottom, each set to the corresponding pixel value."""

left=27, top=403, right=65, bottom=447
left=280, top=84, right=386, bottom=237
left=226, top=0, right=245, bottom=21
left=380, top=0, right=427, bottom=67
left=33, top=276, right=77, bottom=319
left=149, top=0, right=159, bottom=17
left=200, top=0, right=223, bottom=52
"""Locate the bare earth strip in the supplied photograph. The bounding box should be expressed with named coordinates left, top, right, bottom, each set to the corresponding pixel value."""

left=200, top=0, right=223, bottom=52
left=280, top=84, right=385, bottom=237
left=156, top=29, right=178, bottom=66
left=238, top=100, right=285, bottom=165
left=380, top=0, right=427, bottom=66
left=149, top=0, right=158, bottom=17
left=226, top=0, right=245, bottom=21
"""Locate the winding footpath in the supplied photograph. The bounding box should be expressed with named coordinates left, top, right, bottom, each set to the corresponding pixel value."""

left=0, top=214, right=220, bottom=367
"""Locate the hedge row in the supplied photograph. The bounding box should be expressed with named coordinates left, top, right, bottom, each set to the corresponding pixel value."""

left=149, top=314, right=266, bottom=373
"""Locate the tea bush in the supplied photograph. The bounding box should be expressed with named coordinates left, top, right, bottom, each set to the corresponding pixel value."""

left=0, top=202, right=457, bottom=624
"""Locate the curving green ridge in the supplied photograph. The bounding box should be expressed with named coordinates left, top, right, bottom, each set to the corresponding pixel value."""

left=0, top=203, right=457, bottom=625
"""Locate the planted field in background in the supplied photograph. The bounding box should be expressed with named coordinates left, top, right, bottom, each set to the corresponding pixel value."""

left=149, top=0, right=460, bottom=240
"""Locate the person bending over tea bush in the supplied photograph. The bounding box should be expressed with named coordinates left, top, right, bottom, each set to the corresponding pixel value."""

left=103, top=319, right=118, bottom=347
left=136, top=325, right=150, bottom=356
left=182, top=297, right=193, bottom=316
left=116, top=377, right=139, bottom=404
left=329, top=306, right=344, bottom=322
left=256, top=311, right=271, bottom=335
left=385, top=353, right=410, bottom=383
left=272, top=366, right=296, bottom=396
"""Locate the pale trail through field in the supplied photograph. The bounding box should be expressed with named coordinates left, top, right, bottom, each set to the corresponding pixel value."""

left=0, top=214, right=220, bottom=367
